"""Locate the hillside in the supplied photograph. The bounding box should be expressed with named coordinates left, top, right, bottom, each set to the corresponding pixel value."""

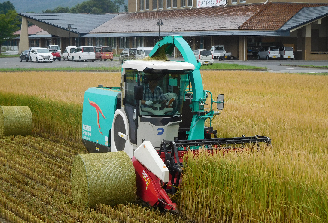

left=0, top=0, right=84, bottom=13
left=0, top=0, right=127, bottom=13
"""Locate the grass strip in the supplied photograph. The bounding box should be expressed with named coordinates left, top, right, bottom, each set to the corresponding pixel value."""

left=0, top=63, right=264, bottom=72
left=288, top=64, right=328, bottom=69
left=200, top=62, right=266, bottom=70
left=0, top=54, right=19, bottom=58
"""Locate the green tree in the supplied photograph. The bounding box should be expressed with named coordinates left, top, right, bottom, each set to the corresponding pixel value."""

left=43, top=6, right=70, bottom=13
left=44, top=0, right=125, bottom=14
left=0, top=1, right=15, bottom=14
left=69, top=0, right=124, bottom=13
left=0, top=10, right=20, bottom=55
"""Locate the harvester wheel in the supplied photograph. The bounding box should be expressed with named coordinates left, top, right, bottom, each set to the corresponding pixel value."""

left=71, top=151, right=136, bottom=208
left=113, top=113, right=126, bottom=151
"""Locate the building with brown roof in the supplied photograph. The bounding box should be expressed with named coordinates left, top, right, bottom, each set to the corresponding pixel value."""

left=129, top=0, right=328, bottom=13
left=18, top=1, right=328, bottom=60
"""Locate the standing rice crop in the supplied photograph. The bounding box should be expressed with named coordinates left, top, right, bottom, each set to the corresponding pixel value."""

left=180, top=71, right=328, bottom=222
left=1, top=70, right=328, bottom=222
left=0, top=106, right=32, bottom=137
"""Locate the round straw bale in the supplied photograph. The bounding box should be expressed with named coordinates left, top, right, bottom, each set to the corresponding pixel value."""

left=71, top=151, right=136, bottom=208
left=0, top=106, right=32, bottom=137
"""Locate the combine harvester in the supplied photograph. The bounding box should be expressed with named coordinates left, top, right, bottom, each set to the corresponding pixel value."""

left=73, top=36, right=271, bottom=211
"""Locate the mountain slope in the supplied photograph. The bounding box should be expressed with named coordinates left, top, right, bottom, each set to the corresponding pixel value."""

left=0, top=0, right=87, bottom=13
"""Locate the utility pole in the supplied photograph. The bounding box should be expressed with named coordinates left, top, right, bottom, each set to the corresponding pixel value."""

left=157, top=19, right=163, bottom=39
left=67, top=24, right=77, bottom=46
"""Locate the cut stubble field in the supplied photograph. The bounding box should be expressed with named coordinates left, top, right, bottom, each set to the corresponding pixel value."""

left=0, top=70, right=328, bottom=222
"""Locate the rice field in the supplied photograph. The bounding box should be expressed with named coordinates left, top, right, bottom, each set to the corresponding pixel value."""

left=0, top=70, right=328, bottom=222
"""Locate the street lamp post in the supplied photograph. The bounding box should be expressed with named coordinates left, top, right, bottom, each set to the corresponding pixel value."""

left=157, top=19, right=163, bottom=39
left=67, top=24, right=77, bottom=46
left=68, top=24, right=73, bottom=46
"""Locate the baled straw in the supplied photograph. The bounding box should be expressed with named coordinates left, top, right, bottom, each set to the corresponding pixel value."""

left=71, top=151, right=136, bottom=208
left=0, top=106, right=32, bottom=137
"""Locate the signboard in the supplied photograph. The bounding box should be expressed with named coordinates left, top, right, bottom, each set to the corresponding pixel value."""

left=197, top=0, right=226, bottom=8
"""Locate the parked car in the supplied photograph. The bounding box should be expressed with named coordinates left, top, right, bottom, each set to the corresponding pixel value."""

left=257, top=46, right=280, bottom=60
left=29, top=47, right=53, bottom=63
left=136, top=47, right=153, bottom=59
left=193, top=49, right=214, bottom=65
left=210, top=45, right=231, bottom=60
left=279, top=46, right=294, bottom=59
left=71, top=46, right=95, bottom=62
left=48, top=45, right=61, bottom=53
left=95, top=46, right=113, bottom=61
left=198, top=50, right=214, bottom=65
left=19, top=50, right=29, bottom=62
left=119, top=48, right=137, bottom=62
left=49, top=50, right=61, bottom=61
left=62, top=46, right=77, bottom=61
left=193, top=49, right=206, bottom=60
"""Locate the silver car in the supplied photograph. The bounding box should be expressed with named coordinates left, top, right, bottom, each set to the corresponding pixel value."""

left=257, top=46, right=280, bottom=60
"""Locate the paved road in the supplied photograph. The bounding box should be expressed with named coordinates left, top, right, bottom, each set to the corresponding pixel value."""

left=224, top=59, right=328, bottom=74
left=0, top=57, right=122, bottom=69
left=1, top=56, right=328, bottom=74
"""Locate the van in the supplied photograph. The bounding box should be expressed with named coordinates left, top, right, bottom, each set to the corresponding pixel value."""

left=136, top=47, right=153, bottom=59
left=279, top=46, right=294, bottom=59
left=71, top=46, right=96, bottom=62
left=62, top=46, right=77, bottom=61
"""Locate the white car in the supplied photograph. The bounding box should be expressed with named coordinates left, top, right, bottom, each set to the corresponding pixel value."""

left=71, top=46, right=95, bottom=62
left=193, top=49, right=206, bottom=60
left=193, top=49, right=214, bottom=65
left=29, top=48, right=53, bottom=63
left=62, top=46, right=77, bottom=61
left=279, top=46, right=294, bottom=60
left=136, top=47, right=153, bottom=59
left=257, top=46, right=280, bottom=60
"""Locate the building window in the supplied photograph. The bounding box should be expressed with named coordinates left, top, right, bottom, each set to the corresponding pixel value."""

left=173, top=0, right=177, bottom=7
left=139, top=0, right=144, bottom=10
left=120, top=37, right=129, bottom=48
left=181, top=0, right=185, bottom=7
left=136, top=37, right=144, bottom=47
left=240, top=0, right=246, bottom=3
left=158, top=0, right=163, bottom=9
left=231, top=0, right=237, bottom=4
left=187, top=0, right=192, bottom=7
left=153, top=0, right=157, bottom=9
left=159, top=0, right=163, bottom=8
left=146, top=0, right=149, bottom=10
left=167, top=0, right=171, bottom=8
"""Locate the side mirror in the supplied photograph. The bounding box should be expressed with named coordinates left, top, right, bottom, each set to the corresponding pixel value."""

left=217, top=94, right=224, bottom=110
left=134, top=85, right=143, bottom=100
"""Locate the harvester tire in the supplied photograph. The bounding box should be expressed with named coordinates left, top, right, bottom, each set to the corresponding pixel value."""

left=113, top=113, right=127, bottom=152
left=71, top=151, right=136, bottom=208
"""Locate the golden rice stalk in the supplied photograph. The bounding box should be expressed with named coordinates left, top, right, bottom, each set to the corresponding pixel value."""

left=0, top=106, right=32, bottom=137
left=71, top=151, right=136, bottom=208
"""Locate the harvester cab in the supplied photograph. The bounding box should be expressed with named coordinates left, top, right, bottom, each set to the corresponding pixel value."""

left=77, top=36, right=270, bottom=212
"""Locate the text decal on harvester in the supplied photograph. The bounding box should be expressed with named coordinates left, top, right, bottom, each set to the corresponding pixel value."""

left=157, top=128, right=164, bottom=135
